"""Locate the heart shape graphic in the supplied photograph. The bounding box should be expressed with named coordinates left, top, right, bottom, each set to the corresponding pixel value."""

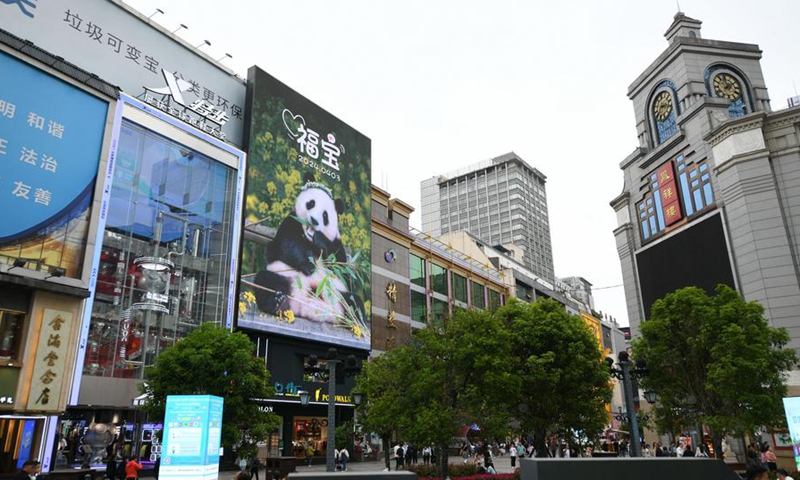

left=282, top=108, right=305, bottom=139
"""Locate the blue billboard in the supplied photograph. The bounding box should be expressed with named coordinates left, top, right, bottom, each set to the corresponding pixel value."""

left=0, top=50, right=108, bottom=276
left=161, top=395, right=224, bottom=480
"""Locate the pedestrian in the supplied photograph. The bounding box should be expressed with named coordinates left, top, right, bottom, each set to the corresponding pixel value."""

left=249, top=456, right=260, bottom=480
left=234, top=472, right=252, bottom=480
left=338, top=446, right=349, bottom=471
left=305, top=444, right=314, bottom=467
left=116, top=456, right=127, bottom=479
left=410, top=444, right=418, bottom=464
left=764, top=445, right=777, bottom=471
left=777, top=468, right=795, bottom=480
left=747, top=465, right=769, bottom=480
left=395, top=442, right=405, bottom=470
left=461, top=442, right=470, bottom=463
left=510, top=441, right=518, bottom=467
left=422, top=445, right=431, bottom=465
left=11, top=460, right=40, bottom=480
left=154, top=455, right=160, bottom=480
left=106, top=454, right=117, bottom=480
left=125, top=455, right=143, bottom=480
left=683, top=445, right=695, bottom=457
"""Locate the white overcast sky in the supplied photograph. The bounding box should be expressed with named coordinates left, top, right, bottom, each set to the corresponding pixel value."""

left=124, top=0, right=800, bottom=326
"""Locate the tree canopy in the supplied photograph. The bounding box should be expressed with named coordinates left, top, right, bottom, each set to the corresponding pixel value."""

left=634, top=285, right=797, bottom=455
left=497, top=298, right=612, bottom=456
left=356, top=299, right=611, bottom=474
left=140, top=323, right=280, bottom=454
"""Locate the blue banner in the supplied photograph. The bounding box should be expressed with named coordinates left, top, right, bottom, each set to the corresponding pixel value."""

left=161, top=395, right=223, bottom=479
left=0, top=50, right=107, bottom=244
left=16, top=420, right=36, bottom=469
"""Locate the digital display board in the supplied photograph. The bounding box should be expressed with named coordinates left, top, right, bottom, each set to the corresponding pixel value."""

left=160, top=395, right=223, bottom=480
left=0, top=50, right=108, bottom=277
left=239, top=67, right=371, bottom=350
left=636, top=212, right=735, bottom=317
left=784, top=397, right=800, bottom=470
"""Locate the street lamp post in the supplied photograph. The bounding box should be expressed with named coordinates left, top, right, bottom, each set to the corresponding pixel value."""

left=300, top=348, right=361, bottom=472
left=607, top=351, right=651, bottom=457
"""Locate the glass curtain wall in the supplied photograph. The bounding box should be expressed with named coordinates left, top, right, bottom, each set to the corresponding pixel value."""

left=82, top=119, right=238, bottom=379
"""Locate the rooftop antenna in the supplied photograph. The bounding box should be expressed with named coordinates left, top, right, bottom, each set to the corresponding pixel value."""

left=148, top=8, right=164, bottom=19
left=676, top=0, right=682, bottom=12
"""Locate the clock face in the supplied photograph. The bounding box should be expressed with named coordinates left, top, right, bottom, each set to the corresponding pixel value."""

left=713, top=73, right=741, bottom=100
left=653, top=91, right=673, bottom=121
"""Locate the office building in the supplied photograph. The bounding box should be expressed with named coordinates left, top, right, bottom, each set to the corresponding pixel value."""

left=421, top=152, right=554, bottom=281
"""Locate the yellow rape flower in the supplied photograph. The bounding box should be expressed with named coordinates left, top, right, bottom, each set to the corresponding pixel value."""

left=243, top=291, right=256, bottom=305
left=239, top=301, right=246, bottom=316
left=352, top=324, right=362, bottom=339
left=285, top=310, right=295, bottom=324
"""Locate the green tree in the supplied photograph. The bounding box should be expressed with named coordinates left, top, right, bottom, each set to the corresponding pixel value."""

left=634, top=285, right=797, bottom=458
left=356, top=308, right=513, bottom=479
left=140, top=323, right=280, bottom=456
left=496, top=298, right=612, bottom=457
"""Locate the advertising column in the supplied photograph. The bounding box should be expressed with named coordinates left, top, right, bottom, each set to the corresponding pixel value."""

left=160, top=395, right=223, bottom=480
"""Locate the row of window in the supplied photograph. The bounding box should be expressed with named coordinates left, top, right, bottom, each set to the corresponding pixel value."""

left=637, top=154, right=714, bottom=242
left=409, top=253, right=503, bottom=323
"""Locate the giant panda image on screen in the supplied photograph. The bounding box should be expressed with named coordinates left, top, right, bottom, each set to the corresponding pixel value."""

left=238, top=67, right=371, bottom=349
left=252, top=174, right=365, bottom=324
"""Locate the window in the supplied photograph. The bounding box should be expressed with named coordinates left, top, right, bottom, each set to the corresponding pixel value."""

left=471, top=281, right=485, bottom=309
left=488, top=290, right=501, bottom=311
left=452, top=273, right=468, bottom=303
left=410, top=254, right=426, bottom=288
left=0, top=310, right=25, bottom=360
left=431, top=298, right=448, bottom=329
left=411, top=290, right=427, bottom=322
left=676, top=155, right=715, bottom=216
left=430, top=263, right=448, bottom=296
left=651, top=80, right=680, bottom=144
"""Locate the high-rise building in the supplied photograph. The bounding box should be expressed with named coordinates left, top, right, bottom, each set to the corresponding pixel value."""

left=610, top=12, right=800, bottom=368
left=421, top=152, right=554, bottom=281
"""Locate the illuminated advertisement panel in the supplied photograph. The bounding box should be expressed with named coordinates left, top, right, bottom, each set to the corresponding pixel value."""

left=160, top=395, right=223, bottom=480
left=784, top=397, right=800, bottom=470
left=239, top=67, right=371, bottom=350
left=0, top=50, right=108, bottom=277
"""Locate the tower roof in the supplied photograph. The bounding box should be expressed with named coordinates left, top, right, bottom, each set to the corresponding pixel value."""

left=664, top=12, right=702, bottom=43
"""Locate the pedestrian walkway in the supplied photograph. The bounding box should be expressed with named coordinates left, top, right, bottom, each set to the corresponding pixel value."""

left=137, top=454, right=522, bottom=479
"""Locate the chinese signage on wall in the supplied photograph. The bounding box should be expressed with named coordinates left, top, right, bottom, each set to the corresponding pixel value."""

left=0, top=0, right=246, bottom=145
left=0, top=50, right=108, bottom=277
left=161, top=395, right=224, bottom=480
left=27, top=309, right=74, bottom=411
left=238, top=67, right=372, bottom=350
left=386, top=282, right=397, bottom=350
left=656, top=161, right=683, bottom=227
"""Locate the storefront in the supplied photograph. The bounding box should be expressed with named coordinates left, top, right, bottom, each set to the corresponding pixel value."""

left=250, top=335, right=364, bottom=462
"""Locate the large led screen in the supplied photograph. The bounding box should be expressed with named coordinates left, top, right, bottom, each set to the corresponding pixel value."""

left=239, top=67, right=371, bottom=350
left=636, top=212, right=735, bottom=317
left=0, top=50, right=108, bottom=277
left=784, top=397, right=800, bottom=471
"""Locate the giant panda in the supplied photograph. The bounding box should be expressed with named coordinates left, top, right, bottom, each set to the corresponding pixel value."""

left=253, top=175, right=365, bottom=324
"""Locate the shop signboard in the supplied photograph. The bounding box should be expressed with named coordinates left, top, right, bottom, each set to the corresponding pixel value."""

left=26, top=309, right=75, bottom=412
left=0, top=0, right=246, bottom=145
left=160, top=395, right=223, bottom=480
left=783, top=397, right=800, bottom=470
left=0, top=50, right=108, bottom=278
left=239, top=67, right=371, bottom=350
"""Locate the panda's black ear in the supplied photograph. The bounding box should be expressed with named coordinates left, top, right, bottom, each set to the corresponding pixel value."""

left=303, top=172, right=316, bottom=184
left=335, top=199, right=344, bottom=215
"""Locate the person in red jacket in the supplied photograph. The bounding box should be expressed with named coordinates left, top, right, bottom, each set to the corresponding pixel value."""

left=125, top=455, right=143, bottom=480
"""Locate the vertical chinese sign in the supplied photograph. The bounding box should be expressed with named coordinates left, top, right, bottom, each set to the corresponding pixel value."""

left=656, top=161, right=683, bottom=227
left=160, top=395, right=224, bottom=480
left=385, top=282, right=397, bottom=350
left=239, top=67, right=372, bottom=350
left=0, top=50, right=108, bottom=277
left=26, top=309, right=74, bottom=411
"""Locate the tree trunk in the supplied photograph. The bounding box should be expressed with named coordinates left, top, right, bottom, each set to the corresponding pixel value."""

left=709, top=428, right=724, bottom=462
left=439, top=443, right=449, bottom=480
left=383, top=436, right=391, bottom=470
